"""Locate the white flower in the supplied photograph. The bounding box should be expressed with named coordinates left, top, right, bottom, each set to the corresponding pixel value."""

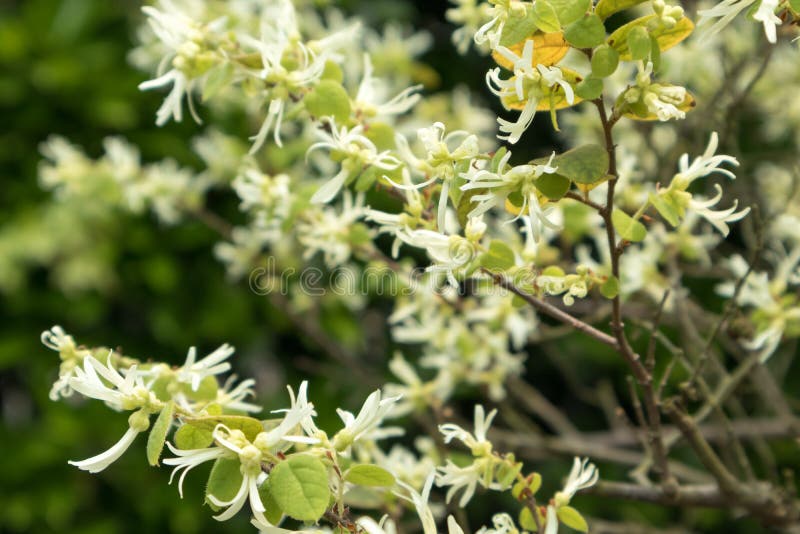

left=355, top=54, right=422, bottom=117
left=217, top=375, right=262, bottom=413
left=68, top=353, right=158, bottom=412
left=477, top=513, right=519, bottom=534
left=271, top=381, right=323, bottom=441
left=673, top=132, right=739, bottom=187
left=240, top=11, right=327, bottom=152
left=492, top=40, right=537, bottom=101
left=486, top=41, right=574, bottom=144
left=447, top=0, right=491, bottom=54
left=536, top=65, right=574, bottom=105
left=298, top=191, right=369, bottom=268
left=357, top=516, right=399, bottom=534
left=163, top=441, right=229, bottom=497
left=177, top=344, right=234, bottom=391
left=439, top=404, right=497, bottom=454
left=69, top=424, right=144, bottom=474
left=42, top=325, right=91, bottom=400
left=554, top=457, right=599, bottom=506
left=753, top=0, right=782, bottom=43
left=436, top=460, right=483, bottom=506
left=206, top=426, right=270, bottom=525
left=543, top=457, right=598, bottom=534
left=473, top=1, right=524, bottom=49
left=689, top=184, right=750, bottom=236
left=394, top=228, right=477, bottom=287
left=397, top=472, right=466, bottom=534
left=307, top=123, right=400, bottom=204
left=137, top=4, right=227, bottom=125
left=698, top=0, right=781, bottom=43
left=644, top=87, right=686, bottom=121
left=257, top=397, right=320, bottom=452
left=389, top=121, right=479, bottom=231
left=333, top=389, right=403, bottom=449
left=486, top=40, right=540, bottom=144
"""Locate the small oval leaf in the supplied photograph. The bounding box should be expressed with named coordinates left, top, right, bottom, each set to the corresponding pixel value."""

left=590, top=44, right=619, bottom=78
left=184, top=415, right=263, bottom=442
left=608, top=15, right=693, bottom=60
left=595, top=0, right=648, bottom=20
left=552, top=144, right=609, bottom=185
left=564, top=14, right=606, bottom=49
left=206, top=457, right=243, bottom=510
left=557, top=505, right=589, bottom=532
left=549, top=0, right=591, bottom=25
left=480, top=240, right=517, bottom=273
left=174, top=423, right=214, bottom=450
left=345, top=464, right=396, bottom=487
left=305, top=80, right=351, bottom=124
left=268, top=454, right=331, bottom=522
left=532, top=0, right=562, bottom=33
left=612, top=208, right=647, bottom=242
left=146, top=401, right=174, bottom=466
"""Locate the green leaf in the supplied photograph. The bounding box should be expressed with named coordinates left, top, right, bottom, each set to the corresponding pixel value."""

left=790, top=0, right=800, bottom=14
left=575, top=77, right=603, bottom=100
left=181, top=375, right=218, bottom=402
left=564, top=14, right=606, bottom=49
left=457, top=188, right=484, bottom=228
left=519, top=507, right=544, bottom=531
left=595, top=0, right=648, bottom=20
left=491, top=147, right=509, bottom=172
left=146, top=401, right=174, bottom=466
left=607, top=15, right=693, bottom=60
left=512, top=472, right=543, bottom=499
left=532, top=0, right=562, bottom=33
left=649, top=192, right=681, bottom=226
left=590, top=44, right=619, bottom=77
left=321, top=60, right=344, bottom=83
left=552, top=144, right=608, bottom=185
left=345, top=464, right=396, bottom=487
left=495, top=460, right=523, bottom=488
left=480, top=240, right=516, bottom=273
left=548, top=0, right=591, bottom=25
left=184, top=415, right=263, bottom=442
left=355, top=167, right=380, bottom=192
left=206, top=457, right=243, bottom=511
left=650, top=33, right=662, bottom=71
left=257, top=483, right=285, bottom=525
left=364, top=122, right=395, bottom=151
left=304, top=80, right=351, bottom=124
left=612, top=208, right=647, bottom=242
left=557, top=505, right=589, bottom=532
left=174, top=423, right=214, bottom=450
left=534, top=172, right=571, bottom=200
left=600, top=276, right=619, bottom=299
left=500, top=6, right=538, bottom=47
left=627, top=26, right=651, bottom=60
left=202, top=62, right=234, bottom=102
left=268, top=455, right=331, bottom=521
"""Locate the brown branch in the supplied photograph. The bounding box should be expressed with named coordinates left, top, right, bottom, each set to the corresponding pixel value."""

left=593, top=98, right=673, bottom=486
left=483, top=270, right=619, bottom=349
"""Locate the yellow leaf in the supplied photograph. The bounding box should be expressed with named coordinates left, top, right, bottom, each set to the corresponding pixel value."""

left=595, top=0, right=648, bottom=20
left=492, top=32, right=570, bottom=70
left=607, top=15, right=694, bottom=61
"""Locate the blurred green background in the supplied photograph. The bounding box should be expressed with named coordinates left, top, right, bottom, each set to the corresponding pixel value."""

left=0, top=1, right=795, bottom=533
